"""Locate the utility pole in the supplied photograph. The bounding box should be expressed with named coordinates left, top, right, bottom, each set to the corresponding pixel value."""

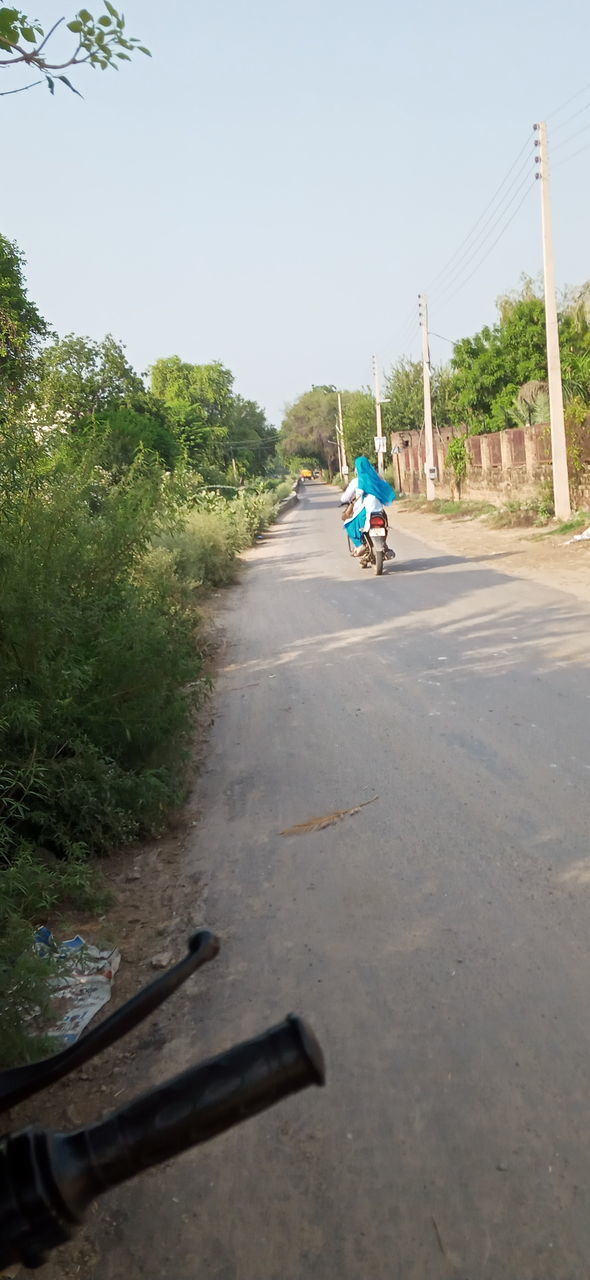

left=534, top=121, right=571, bottom=521
left=418, top=294, right=435, bottom=501
left=333, top=415, right=344, bottom=476
left=336, top=390, right=349, bottom=476
left=372, top=355, right=385, bottom=476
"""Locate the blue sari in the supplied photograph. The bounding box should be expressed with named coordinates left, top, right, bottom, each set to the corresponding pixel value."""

left=344, top=456, right=396, bottom=547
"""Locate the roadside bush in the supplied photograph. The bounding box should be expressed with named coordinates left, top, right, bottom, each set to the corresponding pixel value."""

left=0, top=848, right=106, bottom=1066
left=0, top=421, right=209, bottom=1061
left=491, top=492, right=554, bottom=527
left=0, top=431, right=202, bottom=862
left=158, top=488, right=278, bottom=589
left=166, top=508, right=239, bottom=587
left=0, top=425, right=282, bottom=1062
left=446, top=435, right=469, bottom=496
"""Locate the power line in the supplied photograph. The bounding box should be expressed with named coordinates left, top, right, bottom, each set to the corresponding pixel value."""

left=426, top=136, right=532, bottom=296
left=547, top=79, right=590, bottom=122
left=553, top=138, right=590, bottom=170
left=428, top=150, right=534, bottom=305
left=552, top=118, right=590, bottom=154
left=431, top=167, right=534, bottom=306
left=397, top=322, right=421, bottom=357
left=551, top=99, right=590, bottom=135
left=226, top=438, right=278, bottom=450
left=429, top=330, right=455, bottom=344
left=395, top=139, right=532, bottom=360
left=435, top=179, right=537, bottom=311
left=392, top=303, right=420, bottom=351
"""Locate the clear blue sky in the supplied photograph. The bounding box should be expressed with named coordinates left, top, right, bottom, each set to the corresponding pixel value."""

left=3, top=0, right=590, bottom=424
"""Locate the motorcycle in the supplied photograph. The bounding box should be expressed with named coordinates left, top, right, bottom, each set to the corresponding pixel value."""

left=0, top=930, right=324, bottom=1270
left=347, top=509, right=395, bottom=576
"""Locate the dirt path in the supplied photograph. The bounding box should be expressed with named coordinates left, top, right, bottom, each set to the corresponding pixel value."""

left=394, top=502, right=590, bottom=605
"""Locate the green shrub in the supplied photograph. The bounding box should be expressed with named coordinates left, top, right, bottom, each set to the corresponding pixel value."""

left=0, top=425, right=205, bottom=867
left=446, top=435, right=469, bottom=493
left=491, top=490, right=554, bottom=527
left=0, top=848, right=107, bottom=1066
left=0, top=424, right=281, bottom=1063
left=164, top=508, right=239, bottom=587
left=158, top=489, right=278, bottom=589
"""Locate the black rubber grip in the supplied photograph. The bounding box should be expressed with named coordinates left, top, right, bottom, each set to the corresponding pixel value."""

left=0, top=1016, right=324, bottom=1269
left=57, top=1015, right=325, bottom=1201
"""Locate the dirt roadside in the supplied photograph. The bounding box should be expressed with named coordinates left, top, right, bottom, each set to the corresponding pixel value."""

left=394, top=502, right=590, bottom=606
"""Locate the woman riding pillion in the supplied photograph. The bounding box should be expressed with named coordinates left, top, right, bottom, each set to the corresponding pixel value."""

left=340, top=456, right=396, bottom=566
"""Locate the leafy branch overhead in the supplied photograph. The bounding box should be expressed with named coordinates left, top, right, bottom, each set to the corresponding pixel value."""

left=0, top=4, right=150, bottom=96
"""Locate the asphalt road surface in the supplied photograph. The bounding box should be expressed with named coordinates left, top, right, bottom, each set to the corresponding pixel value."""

left=89, top=483, right=590, bottom=1280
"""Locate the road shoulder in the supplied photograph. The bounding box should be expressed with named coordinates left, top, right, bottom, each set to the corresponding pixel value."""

left=394, top=504, right=590, bottom=606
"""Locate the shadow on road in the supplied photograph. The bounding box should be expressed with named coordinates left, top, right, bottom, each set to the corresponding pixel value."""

left=392, top=552, right=517, bottom=573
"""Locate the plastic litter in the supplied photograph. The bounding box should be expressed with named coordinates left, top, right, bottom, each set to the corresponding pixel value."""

left=33, top=927, right=121, bottom=1045
left=565, top=525, right=590, bottom=543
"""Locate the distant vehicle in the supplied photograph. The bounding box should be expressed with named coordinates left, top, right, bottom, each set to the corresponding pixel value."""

left=300, top=469, right=313, bottom=480
left=313, top=469, right=321, bottom=479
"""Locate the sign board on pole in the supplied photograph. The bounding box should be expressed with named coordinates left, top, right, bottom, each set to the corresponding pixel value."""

left=374, top=436, right=387, bottom=453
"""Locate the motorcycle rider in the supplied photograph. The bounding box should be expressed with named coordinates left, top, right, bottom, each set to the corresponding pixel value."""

left=340, top=455, right=396, bottom=565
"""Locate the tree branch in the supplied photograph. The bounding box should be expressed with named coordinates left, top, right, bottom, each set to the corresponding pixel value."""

left=0, top=78, right=44, bottom=95
left=0, top=39, right=89, bottom=70
left=0, top=46, right=29, bottom=66
left=35, top=17, right=65, bottom=55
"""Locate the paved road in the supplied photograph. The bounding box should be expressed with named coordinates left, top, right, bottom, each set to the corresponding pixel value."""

left=92, top=483, right=590, bottom=1280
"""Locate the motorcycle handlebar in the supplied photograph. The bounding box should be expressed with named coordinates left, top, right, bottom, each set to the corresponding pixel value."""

left=0, top=1015, right=324, bottom=1270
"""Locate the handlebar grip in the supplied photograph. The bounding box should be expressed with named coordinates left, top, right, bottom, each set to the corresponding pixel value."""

left=77, top=1013, right=324, bottom=1192
left=0, top=1016, right=324, bottom=1269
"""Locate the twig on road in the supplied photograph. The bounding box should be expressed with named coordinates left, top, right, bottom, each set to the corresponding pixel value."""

left=280, top=795, right=378, bottom=837
left=431, top=1216, right=447, bottom=1258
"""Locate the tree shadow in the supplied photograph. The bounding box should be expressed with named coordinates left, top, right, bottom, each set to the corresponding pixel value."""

left=392, top=552, right=517, bottom=573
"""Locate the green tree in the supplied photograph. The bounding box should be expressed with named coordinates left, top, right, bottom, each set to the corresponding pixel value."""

left=227, top=394, right=277, bottom=476
left=90, top=400, right=181, bottom=475
left=340, top=389, right=376, bottom=462
left=384, top=359, right=423, bottom=433
left=151, top=357, right=235, bottom=470
left=32, top=334, right=182, bottom=475
left=432, top=365, right=459, bottom=429
left=35, top=332, right=143, bottom=425
left=451, top=296, right=548, bottom=432
left=0, top=233, right=48, bottom=411
left=558, top=297, right=590, bottom=402
left=279, top=388, right=339, bottom=473
left=0, top=5, right=149, bottom=97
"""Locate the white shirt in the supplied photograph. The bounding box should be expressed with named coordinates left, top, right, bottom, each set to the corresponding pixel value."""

left=340, top=479, right=383, bottom=532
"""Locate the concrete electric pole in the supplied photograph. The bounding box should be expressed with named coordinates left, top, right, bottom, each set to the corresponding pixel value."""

left=372, top=355, right=386, bottom=476
left=534, top=121, right=571, bottom=521
left=336, top=391, right=349, bottom=476
left=418, top=294, right=436, bottom=501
